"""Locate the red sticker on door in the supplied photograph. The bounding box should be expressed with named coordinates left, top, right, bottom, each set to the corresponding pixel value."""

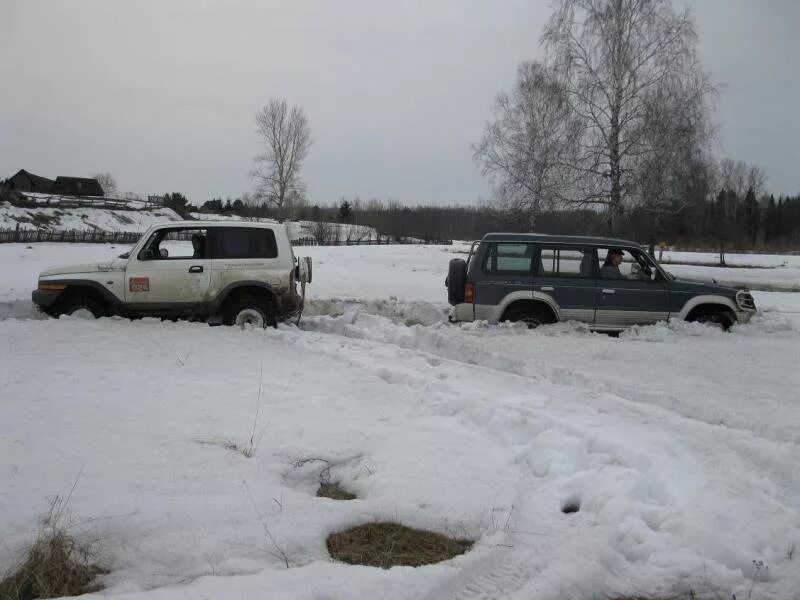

left=129, top=277, right=150, bottom=292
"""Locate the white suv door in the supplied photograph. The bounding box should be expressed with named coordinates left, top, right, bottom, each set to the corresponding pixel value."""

left=208, top=226, right=283, bottom=294
left=125, top=227, right=212, bottom=304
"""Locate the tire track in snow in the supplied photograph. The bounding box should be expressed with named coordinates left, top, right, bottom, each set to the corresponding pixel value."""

left=296, top=313, right=800, bottom=535
left=419, top=468, right=561, bottom=600
left=298, top=312, right=800, bottom=446
left=278, top=323, right=719, bottom=599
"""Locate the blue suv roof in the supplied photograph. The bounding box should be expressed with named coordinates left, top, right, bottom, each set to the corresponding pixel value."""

left=482, top=232, right=640, bottom=247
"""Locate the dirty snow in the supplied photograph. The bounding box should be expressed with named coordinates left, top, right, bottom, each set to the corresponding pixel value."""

left=1, top=242, right=799, bottom=600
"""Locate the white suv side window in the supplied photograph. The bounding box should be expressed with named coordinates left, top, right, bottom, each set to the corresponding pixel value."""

left=212, top=227, right=278, bottom=259
left=139, top=228, right=208, bottom=260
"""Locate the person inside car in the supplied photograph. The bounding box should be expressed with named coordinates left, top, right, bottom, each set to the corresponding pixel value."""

left=191, top=233, right=206, bottom=258
left=600, top=248, right=625, bottom=279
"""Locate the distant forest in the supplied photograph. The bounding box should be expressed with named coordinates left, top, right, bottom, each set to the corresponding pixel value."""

left=190, top=193, right=800, bottom=252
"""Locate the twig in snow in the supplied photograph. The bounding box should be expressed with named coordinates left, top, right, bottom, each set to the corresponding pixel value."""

left=46, top=465, right=84, bottom=527
left=504, top=504, right=513, bottom=532
left=243, top=329, right=268, bottom=457
left=154, top=335, right=186, bottom=367
left=243, top=479, right=291, bottom=568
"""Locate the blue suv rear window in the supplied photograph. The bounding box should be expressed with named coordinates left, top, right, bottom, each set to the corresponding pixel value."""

left=483, top=243, right=534, bottom=273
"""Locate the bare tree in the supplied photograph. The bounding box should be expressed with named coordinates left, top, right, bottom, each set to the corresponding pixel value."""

left=474, top=62, right=582, bottom=230
left=308, top=220, right=337, bottom=245
left=542, top=0, right=714, bottom=233
left=252, top=99, right=312, bottom=218
left=718, top=159, right=748, bottom=199
left=717, top=158, right=767, bottom=199
left=746, top=165, right=767, bottom=199
left=93, top=172, right=118, bottom=197
left=634, top=64, right=716, bottom=245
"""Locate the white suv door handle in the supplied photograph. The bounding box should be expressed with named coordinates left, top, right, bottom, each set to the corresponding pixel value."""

left=602, top=288, right=615, bottom=294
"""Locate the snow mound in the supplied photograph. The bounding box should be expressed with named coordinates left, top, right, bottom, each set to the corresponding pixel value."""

left=0, top=299, right=45, bottom=321
left=304, top=297, right=448, bottom=326
left=621, top=311, right=797, bottom=342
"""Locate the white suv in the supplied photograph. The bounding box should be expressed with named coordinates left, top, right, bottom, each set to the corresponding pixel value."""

left=32, top=221, right=312, bottom=327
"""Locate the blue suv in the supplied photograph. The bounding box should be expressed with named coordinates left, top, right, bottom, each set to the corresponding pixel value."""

left=447, top=233, right=756, bottom=331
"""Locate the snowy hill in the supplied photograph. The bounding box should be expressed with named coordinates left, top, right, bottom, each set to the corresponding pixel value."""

left=0, top=196, right=380, bottom=245
left=0, top=199, right=183, bottom=232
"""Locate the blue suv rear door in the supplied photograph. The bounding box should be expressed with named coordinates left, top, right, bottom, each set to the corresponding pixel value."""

left=533, top=244, right=597, bottom=324
left=474, top=242, right=535, bottom=317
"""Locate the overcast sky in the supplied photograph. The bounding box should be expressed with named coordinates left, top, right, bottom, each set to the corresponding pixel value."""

left=1, top=0, right=798, bottom=205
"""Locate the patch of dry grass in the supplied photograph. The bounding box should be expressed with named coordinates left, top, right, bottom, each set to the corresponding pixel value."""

left=326, top=522, right=472, bottom=568
left=317, top=482, right=357, bottom=500
left=0, top=530, right=104, bottom=600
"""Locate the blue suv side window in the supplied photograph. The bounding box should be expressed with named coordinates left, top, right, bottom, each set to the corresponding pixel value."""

left=483, top=243, right=534, bottom=274
left=537, top=247, right=595, bottom=278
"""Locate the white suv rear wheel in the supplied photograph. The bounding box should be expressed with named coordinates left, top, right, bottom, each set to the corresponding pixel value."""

left=223, top=295, right=276, bottom=329
left=235, top=308, right=266, bottom=329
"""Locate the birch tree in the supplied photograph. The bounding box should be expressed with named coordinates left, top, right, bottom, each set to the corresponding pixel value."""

left=93, top=172, right=118, bottom=197
left=542, top=0, right=714, bottom=233
left=252, top=99, right=312, bottom=217
left=474, top=62, right=582, bottom=230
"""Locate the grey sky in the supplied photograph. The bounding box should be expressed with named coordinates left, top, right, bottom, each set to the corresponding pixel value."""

left=1, top=0, right=798, bottom=205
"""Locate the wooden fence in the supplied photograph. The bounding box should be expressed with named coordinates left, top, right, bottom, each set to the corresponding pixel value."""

left=291, top=236, right=452, bottom=246
left=0, top=226, right=452, bottom=247
left=11, top=194, right=167, bottom=211
left=0, top=227, right=141, bottom=244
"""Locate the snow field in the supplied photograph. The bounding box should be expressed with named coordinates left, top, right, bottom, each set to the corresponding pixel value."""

left=0, top=241, right=799, bottom=599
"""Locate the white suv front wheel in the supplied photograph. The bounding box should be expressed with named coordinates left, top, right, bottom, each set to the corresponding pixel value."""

left=53, top=294, right=109, bottom=320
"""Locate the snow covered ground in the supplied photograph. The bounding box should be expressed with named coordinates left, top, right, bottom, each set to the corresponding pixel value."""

left=1, top=242, right=799, bottom=599
left=659, top=250, right=800, bottom=292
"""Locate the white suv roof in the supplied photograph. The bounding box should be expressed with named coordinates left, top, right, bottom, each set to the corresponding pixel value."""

left=150, top=220, right=283, bottom=230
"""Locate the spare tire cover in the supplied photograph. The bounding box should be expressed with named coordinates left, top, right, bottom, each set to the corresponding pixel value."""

left=447, top=258, right=467, bottom=305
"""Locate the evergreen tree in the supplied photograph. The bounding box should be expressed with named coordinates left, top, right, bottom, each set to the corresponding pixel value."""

left=743, top=186, right=760, bottom=245
left=763, top=195, right=779, bottom=244
left=162, top=192, right=190, bottom=217
left=201, top=198, right=223, bottom=213
left=338, top=200, right=353, bottom=223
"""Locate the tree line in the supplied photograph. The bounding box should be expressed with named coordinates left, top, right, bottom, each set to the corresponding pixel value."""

left=189, top=194, right=800, bottom=251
